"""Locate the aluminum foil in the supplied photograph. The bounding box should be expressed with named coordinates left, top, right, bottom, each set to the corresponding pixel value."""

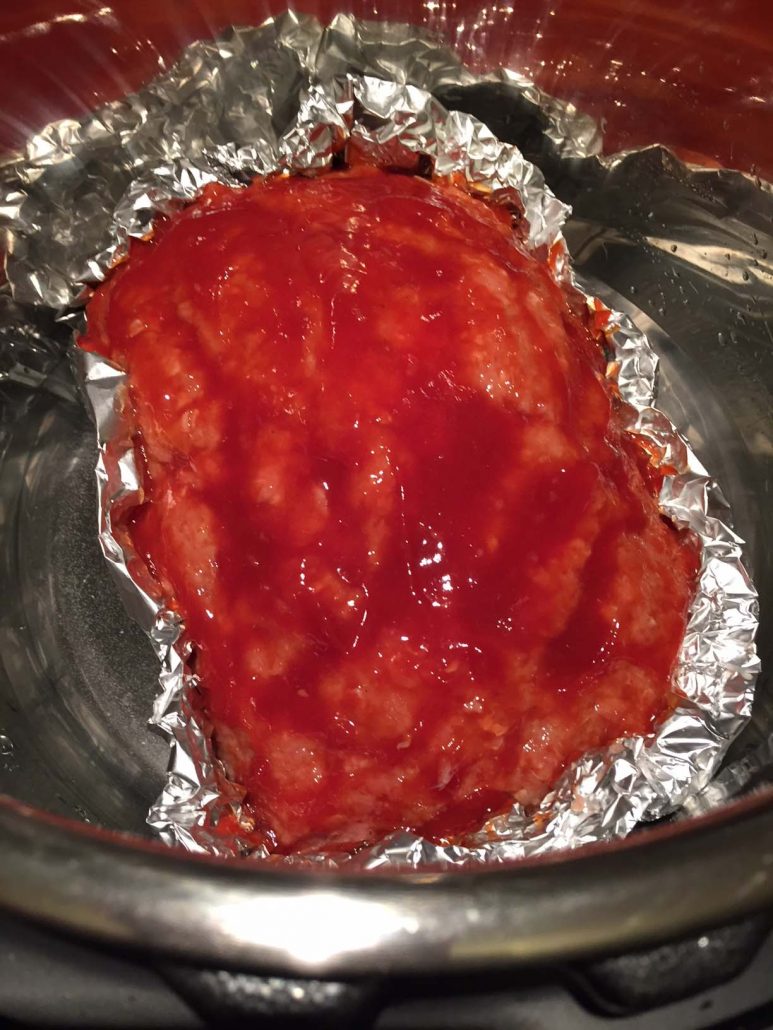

left=0, top=14, right=761, bottom=867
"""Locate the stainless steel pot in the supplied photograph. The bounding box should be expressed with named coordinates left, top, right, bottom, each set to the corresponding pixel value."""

left=0, top=0, right=770, bottom=979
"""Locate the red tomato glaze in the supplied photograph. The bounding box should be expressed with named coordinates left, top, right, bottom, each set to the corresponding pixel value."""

left=81, top=164, right=699, bottom=853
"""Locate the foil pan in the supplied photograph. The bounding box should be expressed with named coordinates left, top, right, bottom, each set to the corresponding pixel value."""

left=0, top=14, right=761, bottom=867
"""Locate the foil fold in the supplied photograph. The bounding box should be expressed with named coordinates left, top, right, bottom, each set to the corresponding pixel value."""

left=0, top=15, right=760, bottom=867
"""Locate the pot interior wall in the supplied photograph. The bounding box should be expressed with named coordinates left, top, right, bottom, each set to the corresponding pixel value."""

left=0, top=0, right=770, bottom=853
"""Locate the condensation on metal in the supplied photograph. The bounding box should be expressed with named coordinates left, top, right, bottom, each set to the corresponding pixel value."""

left=0, top=13, right=760, bottom=867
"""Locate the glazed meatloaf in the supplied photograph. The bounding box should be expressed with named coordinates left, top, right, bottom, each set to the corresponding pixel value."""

left=81, top=163, right=699, bottom=853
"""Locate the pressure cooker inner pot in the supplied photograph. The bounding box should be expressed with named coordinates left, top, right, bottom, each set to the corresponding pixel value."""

left=0, top=1, right=770, bottom=873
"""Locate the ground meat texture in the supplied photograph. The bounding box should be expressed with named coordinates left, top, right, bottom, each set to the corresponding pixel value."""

left=81, top=164, right=699, bottom=854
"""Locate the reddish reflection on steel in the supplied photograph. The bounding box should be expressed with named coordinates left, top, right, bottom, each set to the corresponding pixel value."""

left=0, top=0, right=769, bottom=177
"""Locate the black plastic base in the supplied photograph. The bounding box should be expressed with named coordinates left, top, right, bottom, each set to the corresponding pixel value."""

left=2, top=909, right=772, bottom=1029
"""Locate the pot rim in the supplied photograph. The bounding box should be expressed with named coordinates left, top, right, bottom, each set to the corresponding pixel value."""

left=1, top=787, right=772, bottom=974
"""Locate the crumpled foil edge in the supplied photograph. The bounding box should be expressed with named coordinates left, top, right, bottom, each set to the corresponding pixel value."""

left=2, top=15, right=761, bottom=868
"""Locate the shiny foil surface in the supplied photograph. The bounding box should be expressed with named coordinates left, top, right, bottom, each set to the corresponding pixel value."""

left=0, top=13, right=761, bottom=866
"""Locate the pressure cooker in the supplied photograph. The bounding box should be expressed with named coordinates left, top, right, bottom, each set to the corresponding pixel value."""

left=0, top=0, right=770, bottom=1026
